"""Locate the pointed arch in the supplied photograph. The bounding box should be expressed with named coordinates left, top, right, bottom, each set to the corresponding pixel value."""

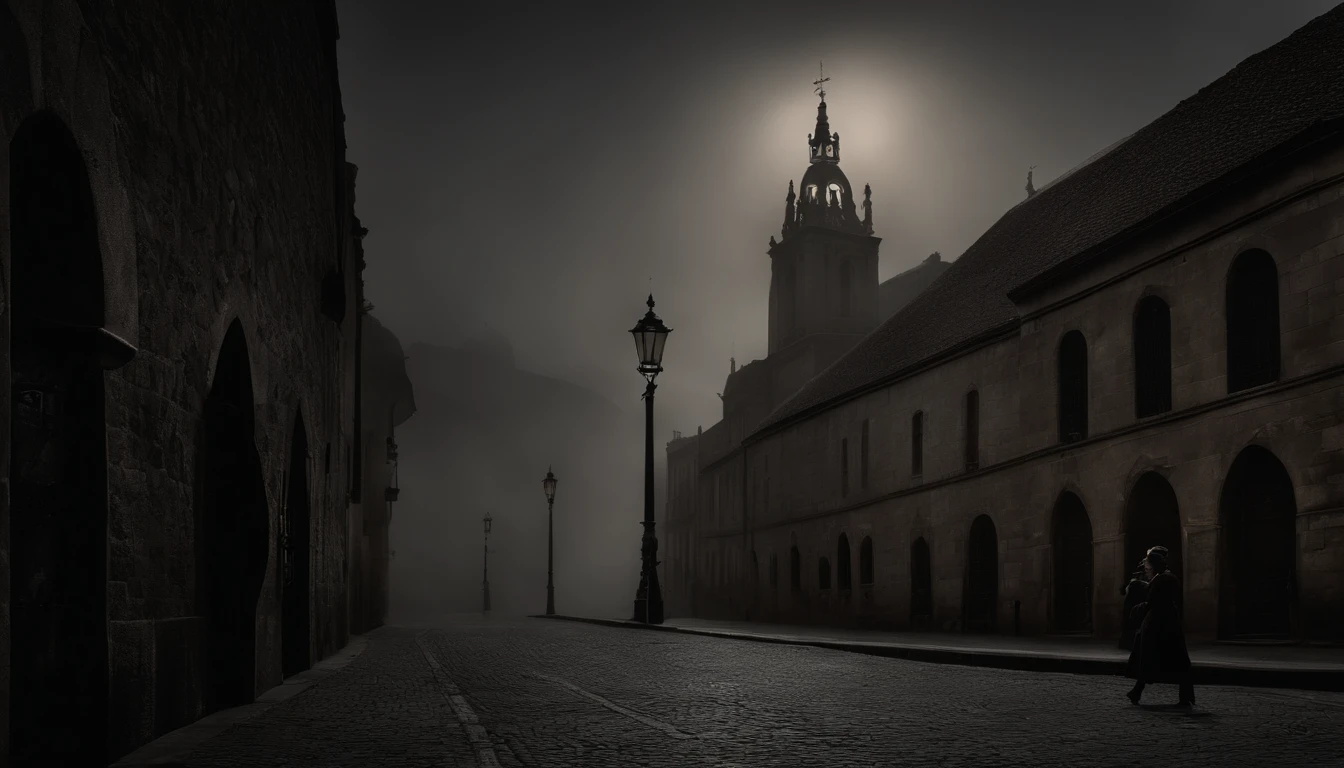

left=1052, top=492, right=1094, bottom=633
left=281, top=407, right=312, bottom=677
left=9, top=108, right=111, bottom=762
left=1218, top=445, right=1296, bottom=639
left=964, top=515, right=998, bottom=632
left=199, top=319, right=271, bottom=713
left=859, top=536, right=874, bottom=586
left=1124, top=471, right=1183, bottom=592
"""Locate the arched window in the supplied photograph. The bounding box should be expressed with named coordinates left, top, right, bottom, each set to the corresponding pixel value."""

left=1134, top=295, right=1172, bottom=417
left=1058, top=331, right=1089, bottom=443
left=839, top=261, right=852, bottom=317
left=840, top=438, right=849, bottom=497
left=859, top=536, right=874, bottom=585
left=1226, top=250, right=1280, bottom=393
left=789, top=546, right=801, bottom=592
left=818, top=557, right=832, bottom=590
left=837, top=534, right=852, bottom=591
left=964, top=389, right=980, bottom=470
left=860, top=419, right=870, bottom=489
left=911, top=411, right=924, bottom=476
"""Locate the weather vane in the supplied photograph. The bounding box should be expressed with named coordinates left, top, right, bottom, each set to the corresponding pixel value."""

left=813, top=61, right=830, bottom=101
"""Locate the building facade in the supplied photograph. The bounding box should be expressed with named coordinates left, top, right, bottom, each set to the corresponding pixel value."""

left=0, top=2, right=408, bottom=764
left=663, top=91, right=945, bottom=620
left=668, top=8, right=1344, bottom=646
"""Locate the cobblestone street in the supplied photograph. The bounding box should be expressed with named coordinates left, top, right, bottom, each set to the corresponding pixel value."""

left=150, top=616, right=1344, bottom=768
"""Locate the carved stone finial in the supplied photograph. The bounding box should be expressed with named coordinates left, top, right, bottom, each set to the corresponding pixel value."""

left=861, top=183, right=874, bottom=235
left=769, top=235, right=777, bottom=247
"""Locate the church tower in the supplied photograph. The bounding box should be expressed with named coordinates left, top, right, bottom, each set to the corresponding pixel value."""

left=766, top=73, right=881, bottom=403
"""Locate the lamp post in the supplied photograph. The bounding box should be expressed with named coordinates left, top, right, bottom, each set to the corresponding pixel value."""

left=630, top=294, right=671, bottom=624
left=543, top=468, right=558, bottom=615
left=482, top=512, right=493, bottom=613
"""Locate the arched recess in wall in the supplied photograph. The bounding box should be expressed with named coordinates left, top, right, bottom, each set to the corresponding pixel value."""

left=1052, top=492, right=1094, bottom=634
left=1218, top=445, right=1296, bottom=640
left=281, top=407, right=312, bottom=678
left=9, top=108, right=111, bottom=764
left=859, top=536, right=874, bottom=586
left=198, top=319, right=271, bottom=713
left=964, top=515, right=998, bottom=633
left=1124, top=472, right=1183, bottom=598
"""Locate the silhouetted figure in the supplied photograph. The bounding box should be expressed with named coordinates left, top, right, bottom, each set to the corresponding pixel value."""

left=1119, top=567, right=1149, bottom=650
left=1125, top=546, right=1195, bottom=707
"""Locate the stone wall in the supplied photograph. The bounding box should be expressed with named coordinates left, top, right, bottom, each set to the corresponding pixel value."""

left=0, top=1, right=364, bottom=761
left=733, top=138, right=1344, bottom=643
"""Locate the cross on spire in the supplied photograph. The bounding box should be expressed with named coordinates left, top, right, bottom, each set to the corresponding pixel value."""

left=813, top=61, right=830, bottom=101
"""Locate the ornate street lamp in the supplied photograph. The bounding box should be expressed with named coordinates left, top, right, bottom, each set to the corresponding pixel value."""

left=543, top=467, right=558, bottom=615
left=630, top=294, right=671, bottom=624
left=482, top=512, right=493, bottom=614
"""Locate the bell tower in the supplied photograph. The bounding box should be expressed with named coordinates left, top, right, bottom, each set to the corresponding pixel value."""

left=766, top=66, right=881, bottom=403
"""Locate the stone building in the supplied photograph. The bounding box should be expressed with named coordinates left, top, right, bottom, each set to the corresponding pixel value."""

left=0, top=2, right=405, bottom=764
left=668, top=7, right=1344, bottom=645
left=663, top=90, right=946, bottom=619
left=352, top=313, right=416, bottom=634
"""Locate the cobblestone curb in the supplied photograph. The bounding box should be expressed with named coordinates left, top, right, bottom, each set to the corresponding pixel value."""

left=111, top=632, right=373, bottom=766
left=532, top=615, right=1344, bottom=692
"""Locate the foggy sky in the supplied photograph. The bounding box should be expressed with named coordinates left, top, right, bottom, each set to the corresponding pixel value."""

left=336, top=0, right=1338, bottom=454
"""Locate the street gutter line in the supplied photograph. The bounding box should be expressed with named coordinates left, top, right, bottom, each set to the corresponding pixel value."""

left=415, top=632, right=503, bottom=768
left=530, top=671, right=697, bottom=740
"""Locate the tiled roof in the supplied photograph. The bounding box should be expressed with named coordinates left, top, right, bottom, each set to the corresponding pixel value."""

left=750, top=5, right=1344, bottom=440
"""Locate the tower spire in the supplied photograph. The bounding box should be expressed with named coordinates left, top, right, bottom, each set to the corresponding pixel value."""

left=808, top=63, right=840, bottom=165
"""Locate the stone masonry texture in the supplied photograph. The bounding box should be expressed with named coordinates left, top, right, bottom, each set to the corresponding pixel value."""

left=0, top=1, right=391, bottom=763
left=159, top=616, right=1344, bottom=768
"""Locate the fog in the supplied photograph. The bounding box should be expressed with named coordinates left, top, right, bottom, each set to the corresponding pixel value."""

left=334, top=0, right=1338, bottom=620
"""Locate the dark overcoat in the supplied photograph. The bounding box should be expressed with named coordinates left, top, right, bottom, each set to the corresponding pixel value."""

left=1119, top=578, right=1149, bottom=651
left=1126, top=571, right=1192, bottom=683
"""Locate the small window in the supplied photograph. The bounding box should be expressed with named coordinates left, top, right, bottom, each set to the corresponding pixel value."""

left=964, top=389, right=980, bottom=470
left=911, top=411, right=924, bottom=476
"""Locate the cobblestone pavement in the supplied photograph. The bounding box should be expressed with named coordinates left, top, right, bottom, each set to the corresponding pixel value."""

left=171, top=615, right=1344, bottom=768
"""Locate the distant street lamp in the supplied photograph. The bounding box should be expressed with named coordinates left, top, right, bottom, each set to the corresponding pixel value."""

left=630, top=294, right=671, bottom=624
left=543, top=468, right=558, bottom=615
left=482, top=512, right=493, bottom=614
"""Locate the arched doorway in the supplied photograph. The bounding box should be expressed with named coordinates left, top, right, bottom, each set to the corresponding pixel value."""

left=281, top=409, right=312, bottom=677
left=965, top=516, right=998, bottom=632
left=910, top=537, right=932, bottom=623
left=9, top=111, right=110, bottom=763
left=1219, top=446, right=1296, bottom=639
left=199, top=321, right=271, bottom=712
left=1124, top=472, right=1183, bottom=593
left=1052, top=492, right=1094, bottom=633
